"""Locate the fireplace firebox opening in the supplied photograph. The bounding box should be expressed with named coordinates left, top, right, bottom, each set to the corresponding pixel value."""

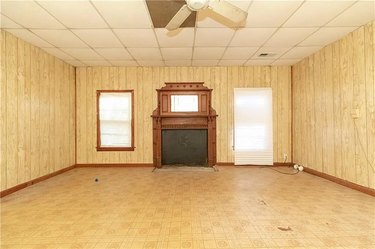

left=162, top=129, right=208, bottom=166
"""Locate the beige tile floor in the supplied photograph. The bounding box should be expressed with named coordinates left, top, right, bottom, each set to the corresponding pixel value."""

left=1, top=166, right=374, bottom=249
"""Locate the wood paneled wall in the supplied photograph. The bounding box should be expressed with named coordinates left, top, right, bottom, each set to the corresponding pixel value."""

left=0, top=30, right=76, bottom=191
left=292, top=21, right=375, bottom=189
left=76, top=66, right=292, bottom=164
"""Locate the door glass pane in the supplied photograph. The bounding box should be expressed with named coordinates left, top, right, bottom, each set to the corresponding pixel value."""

left=234, top=88, right=273, bottom=165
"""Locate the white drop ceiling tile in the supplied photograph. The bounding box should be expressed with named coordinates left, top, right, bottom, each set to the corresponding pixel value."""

left=61, top=48, right=103, bottom=60
left=155, top=28, right=195, bottom=47
left=327, top=1, right=375, bottom=27
left=65, top=60, right=86, bottom=67
left=161, top=48, right=193, bottom=60
left=137, top=61, right=165, bottom=66
left=72, top=29, right=122, bottom=48
left=272, top=59, right=301, bottom=66
left=81, top=60, right=111, bottom=66
left=42, top=48, right=75, bottom=60
left=226, top=0, right=252, bottom=10
left=92, top=1, right=152, bottom=28
left=192, top=60, right=219, bottom=66
left=113, top=29, right=158, bottom=48
left=193, top=47, right=226, bottom=60
left=281, top=46, right=322, bottom=59
left=218, top=60, right=246, bottom=66
left=244, top=60, right=275, bottom=66
left=1, top=1, right=64, bottom=29
left=284, top=1, right=355, bottom=27
left=165, top=60, right=192, bottom=66
left=222, top=47, right=258, bottom=60
left=32, top=29, right=88, bottom=48
left=230, top=28, right=277, bottom=46
left=307, top=0, right=355, bottom=1
left=300, top=27, right=357, bottom=46
left=110, top=60, right=138, bottom=66
left=4, top=29, right=53, bottom=48
left=37, top=0, right=107, bottom=29
left=128, top=48, right=162, bottom=61
left=195, top=28, right=235, bottom=47
left=95, top=48, right=133, bottom=60
left=245, top=1, right=303, bottom=27
left=265, top=28, right=318, bottom=47
left=196, top=1, right=251, bottom=28
left=1, top=15, right=22, bottom=28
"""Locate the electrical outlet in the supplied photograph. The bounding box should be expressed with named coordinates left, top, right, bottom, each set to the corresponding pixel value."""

left=283, top=153, right=288, bottom=161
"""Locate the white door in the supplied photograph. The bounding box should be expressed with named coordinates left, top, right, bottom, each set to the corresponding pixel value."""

left=234, top=88, right=273, bottom=165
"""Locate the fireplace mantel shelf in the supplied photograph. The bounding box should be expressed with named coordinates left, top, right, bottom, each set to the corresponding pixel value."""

left=151, top=114, right=218, bottom=118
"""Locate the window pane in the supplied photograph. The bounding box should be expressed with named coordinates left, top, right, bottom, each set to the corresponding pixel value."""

left=100, top=93, right=130, bottom=110
left=100, top=109, right=130, bottom=121
left=171, top=95, right=198, bottom=112
left=101, top=134, right=131, bottom=147
left=100, top=121, right=130, bottom=135
left=99, top=92, right=132, bottom=148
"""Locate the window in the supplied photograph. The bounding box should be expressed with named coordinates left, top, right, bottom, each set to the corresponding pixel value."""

left=171, top=95, right=198, bottom=112
left=97, top=90, right=134, bottom=151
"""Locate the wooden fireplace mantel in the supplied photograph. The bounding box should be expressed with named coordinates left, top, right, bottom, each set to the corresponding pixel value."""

left=152, top=82, right=217, bottom=168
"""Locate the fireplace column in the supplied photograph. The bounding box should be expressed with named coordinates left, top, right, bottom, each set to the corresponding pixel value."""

left=153, top=116, right=162, bottom=168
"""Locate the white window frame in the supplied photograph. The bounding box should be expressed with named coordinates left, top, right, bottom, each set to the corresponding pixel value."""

left=97, top=90, right=134, bottom=151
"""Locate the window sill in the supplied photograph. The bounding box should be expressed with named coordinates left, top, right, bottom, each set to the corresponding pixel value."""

left=97, top=147, right=135, bottom=151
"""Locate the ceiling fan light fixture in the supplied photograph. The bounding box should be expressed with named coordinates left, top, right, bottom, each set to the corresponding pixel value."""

left=165, top=0, right=247, bottom=31
left=186, top=0, right=209, bottom=11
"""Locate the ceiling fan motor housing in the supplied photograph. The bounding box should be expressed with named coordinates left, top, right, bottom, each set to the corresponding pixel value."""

left=186, top=0, right=209, bottom=11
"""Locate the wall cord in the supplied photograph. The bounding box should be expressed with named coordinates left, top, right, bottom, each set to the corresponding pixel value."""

left=261, top=166, right=300, bottom=175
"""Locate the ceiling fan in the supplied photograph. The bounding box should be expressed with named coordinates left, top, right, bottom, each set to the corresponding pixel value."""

left=165, top=0, right=248, bottom=31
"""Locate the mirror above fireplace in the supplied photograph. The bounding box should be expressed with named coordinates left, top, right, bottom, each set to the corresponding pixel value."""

left=171, top=95, right=199, bottom=112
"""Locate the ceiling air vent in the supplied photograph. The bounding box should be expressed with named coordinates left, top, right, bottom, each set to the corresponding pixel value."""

left=258, top=53, right=276, bottom=58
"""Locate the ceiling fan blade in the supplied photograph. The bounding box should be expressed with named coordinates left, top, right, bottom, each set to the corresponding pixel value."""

left=208, top=0, right=248, bottom=24
left=166, top=4, right=193, bottom=31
